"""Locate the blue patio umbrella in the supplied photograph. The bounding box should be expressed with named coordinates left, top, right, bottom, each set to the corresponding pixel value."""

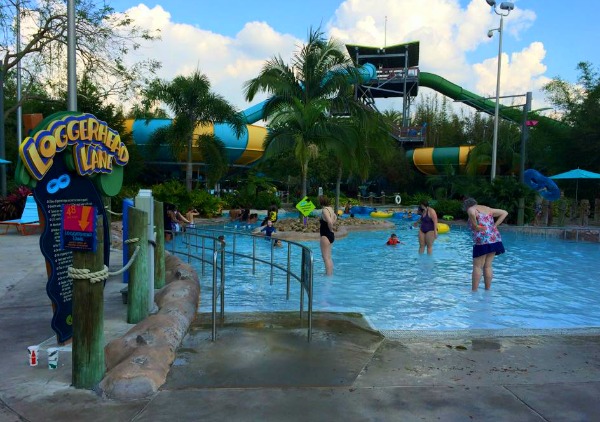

left=550, top=168, right=600, bottom=201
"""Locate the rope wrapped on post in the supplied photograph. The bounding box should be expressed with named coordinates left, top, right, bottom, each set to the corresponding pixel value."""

left=67, top=238, right=141, bottom=283
left=104, top=205, right=123, bottom=216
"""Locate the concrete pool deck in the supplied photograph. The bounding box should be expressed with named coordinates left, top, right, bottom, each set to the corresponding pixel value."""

left=2, top=229, right=600, bottom=421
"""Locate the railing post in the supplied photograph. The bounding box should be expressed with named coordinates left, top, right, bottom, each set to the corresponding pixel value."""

left=286, top=243, right=291, bottom=300
left=212, top=249, right=217, bottom=341
left=127, top=207, right=149, bottom=324
left=252, top=236, right=256, bottom=274
left=153, top=200, right=165, bottom=289
left=220, top=243, right=225, bottom=319
left=270, top=238, right=274, bottom=285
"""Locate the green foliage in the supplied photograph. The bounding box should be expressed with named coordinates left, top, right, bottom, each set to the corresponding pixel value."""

left=254, top=191, right=281, bottom=210
left=150, top=180, right=222, bottom=217
left=404, top=192, right=432, bottom=207
left=537, top=61, right=600, bottom=203
left=142, top=70, right=245, bottom=191
left=432, top=199, right=463, bottom=219
left=244, top=27, right=388, bottom=199
left=463, top=176, right=533, bottom=224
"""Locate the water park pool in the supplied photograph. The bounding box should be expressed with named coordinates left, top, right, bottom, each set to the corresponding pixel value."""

left=189, top=222, right=600, bottom=333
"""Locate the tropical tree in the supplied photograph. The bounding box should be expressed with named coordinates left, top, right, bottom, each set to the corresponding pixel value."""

left=0, top=0, right=160, bottom=194
left=541, top=61, right=600, bottom=172
left=244, top=27, right=386, bottom=200
left=328, top=109, right=393, bottom=210
left=143, top=70, right=246, bottom=191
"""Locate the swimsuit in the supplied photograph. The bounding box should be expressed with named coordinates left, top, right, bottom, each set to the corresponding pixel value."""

left=260, top=225, right=276, bottom=239
left=470, top=210, right=505, bottom=258
left=320, top=208, right=335, bottom=244
left=420, top=207, right=435, bottom=233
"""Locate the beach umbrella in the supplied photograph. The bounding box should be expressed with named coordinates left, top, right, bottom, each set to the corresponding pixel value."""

left=550, top=168, right=600, bottom=202
left=0, top=158, right=11, bottom=164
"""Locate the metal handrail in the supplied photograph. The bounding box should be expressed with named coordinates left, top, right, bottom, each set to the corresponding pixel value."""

left=165, top=227, right=314, bottom=341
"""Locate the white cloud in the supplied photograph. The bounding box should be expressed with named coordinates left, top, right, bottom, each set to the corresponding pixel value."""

left=117, top=0, right=552, bottom=115
left=118, top=5, right=299, bottom=112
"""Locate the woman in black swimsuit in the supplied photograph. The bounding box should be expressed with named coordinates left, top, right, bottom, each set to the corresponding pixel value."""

left=319, top=196, right=336, bottom=276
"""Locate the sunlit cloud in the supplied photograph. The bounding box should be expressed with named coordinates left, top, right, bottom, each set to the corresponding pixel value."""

left=116, top=0, right=551, bottom=114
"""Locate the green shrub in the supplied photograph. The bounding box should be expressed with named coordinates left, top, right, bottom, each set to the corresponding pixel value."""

left=432, top=199, right=463, bottom=219
left=254, top=190, right=281, bottom=210
left=150, top=180, right=223, bottom=217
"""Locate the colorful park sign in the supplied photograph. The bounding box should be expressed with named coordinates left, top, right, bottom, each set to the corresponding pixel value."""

left=15, top=111, right=127, bottom=343
left=60, top=204, right=97, bottom=252
left=295, top=196, right=316, bottom=217
left=18, top=112, right=128, bottom=184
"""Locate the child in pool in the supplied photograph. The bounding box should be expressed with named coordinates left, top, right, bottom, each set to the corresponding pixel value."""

left=386, top=233, right=404, bottom=245
left=260, top=220, right=276, bottom=240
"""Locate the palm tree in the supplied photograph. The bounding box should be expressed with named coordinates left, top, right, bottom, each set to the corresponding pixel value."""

left=327, top=109, right=394, bottom=211
left=143, top=70, right=245, bottom=191
left=244, top=28, right=377, bottom=199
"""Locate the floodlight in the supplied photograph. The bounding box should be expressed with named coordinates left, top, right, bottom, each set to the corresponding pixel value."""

left=485, top=0, right=496, bottom=6
left=500, top=2, right=514, bottom=10
left=487, top=30, right=495, bottom=38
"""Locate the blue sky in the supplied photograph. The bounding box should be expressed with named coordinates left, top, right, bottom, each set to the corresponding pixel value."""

left=107, top=0, right=597, bottom=114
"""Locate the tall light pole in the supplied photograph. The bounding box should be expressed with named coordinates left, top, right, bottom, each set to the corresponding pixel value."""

left=485, top=0, right=514, bottom=181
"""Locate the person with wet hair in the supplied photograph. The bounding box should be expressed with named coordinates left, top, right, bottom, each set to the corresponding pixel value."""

left=319, top=195, right=337, bottom=276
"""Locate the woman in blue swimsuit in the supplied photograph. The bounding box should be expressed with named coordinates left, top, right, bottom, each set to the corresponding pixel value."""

left=319, top=196, right=337, bottom=276
left=416, top=200, right=438, bottom=254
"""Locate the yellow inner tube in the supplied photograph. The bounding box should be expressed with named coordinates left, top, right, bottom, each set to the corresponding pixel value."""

left=437, top=222, right=450, bottom=234
left=370, top=211, right=393, bottom=218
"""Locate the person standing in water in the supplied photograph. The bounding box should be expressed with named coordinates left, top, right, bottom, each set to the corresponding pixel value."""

left=463, top=197, right=508, bottom=292
left=319, top=196, right=337, bottom=276
left=415, top=200, right=438, bottom=254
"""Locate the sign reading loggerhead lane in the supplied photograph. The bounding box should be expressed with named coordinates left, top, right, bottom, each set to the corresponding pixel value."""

left=16, top=111, right=127, bottom=343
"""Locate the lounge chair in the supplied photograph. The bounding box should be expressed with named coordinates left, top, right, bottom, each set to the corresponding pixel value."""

left=0, top=195, right=41, bottom=235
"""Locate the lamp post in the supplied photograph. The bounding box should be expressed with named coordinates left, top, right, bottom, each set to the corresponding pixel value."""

left=486, top=0, right=514, bottom=181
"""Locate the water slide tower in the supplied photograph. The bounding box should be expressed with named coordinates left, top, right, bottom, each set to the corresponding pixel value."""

left=345, top=42, right=424, bottom=146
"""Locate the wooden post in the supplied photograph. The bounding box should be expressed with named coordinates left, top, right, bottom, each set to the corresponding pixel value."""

left=72, top=215, right=105, bottom=389
left=127, top=207, right=148, bottom=324
left=154, top=200, right=165, bottom=289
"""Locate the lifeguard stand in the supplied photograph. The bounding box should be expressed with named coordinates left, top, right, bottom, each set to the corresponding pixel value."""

left=346, top=42, right=424, bottom=146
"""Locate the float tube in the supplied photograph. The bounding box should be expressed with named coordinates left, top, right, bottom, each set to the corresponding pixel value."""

left=370, top=210, right=394, bottom=218
left=437, top=222, right=450, bottom=234
left=523, top=169, right=561, bottom=201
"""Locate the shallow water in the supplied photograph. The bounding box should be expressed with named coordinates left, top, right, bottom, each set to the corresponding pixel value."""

left=190, top=222, right=600, bottom=331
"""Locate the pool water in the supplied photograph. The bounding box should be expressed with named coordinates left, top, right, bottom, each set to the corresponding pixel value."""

left=192, top=223, right=600, bottom=332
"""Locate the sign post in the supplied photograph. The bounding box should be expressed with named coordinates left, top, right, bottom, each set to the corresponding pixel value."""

left=72, top=214, right=105, bottom=389
left=14, top=112, right=128, bottom=389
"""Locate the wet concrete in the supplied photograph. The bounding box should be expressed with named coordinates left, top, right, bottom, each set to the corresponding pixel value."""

left=3, top=231, right=600, bottom=421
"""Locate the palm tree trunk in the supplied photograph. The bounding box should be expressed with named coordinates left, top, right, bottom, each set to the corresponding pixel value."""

left=301, top=160, right=308, bottom=198
left=186, top=138, right=193, bottom=192
left=335, top=165, right=342, bottom=213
